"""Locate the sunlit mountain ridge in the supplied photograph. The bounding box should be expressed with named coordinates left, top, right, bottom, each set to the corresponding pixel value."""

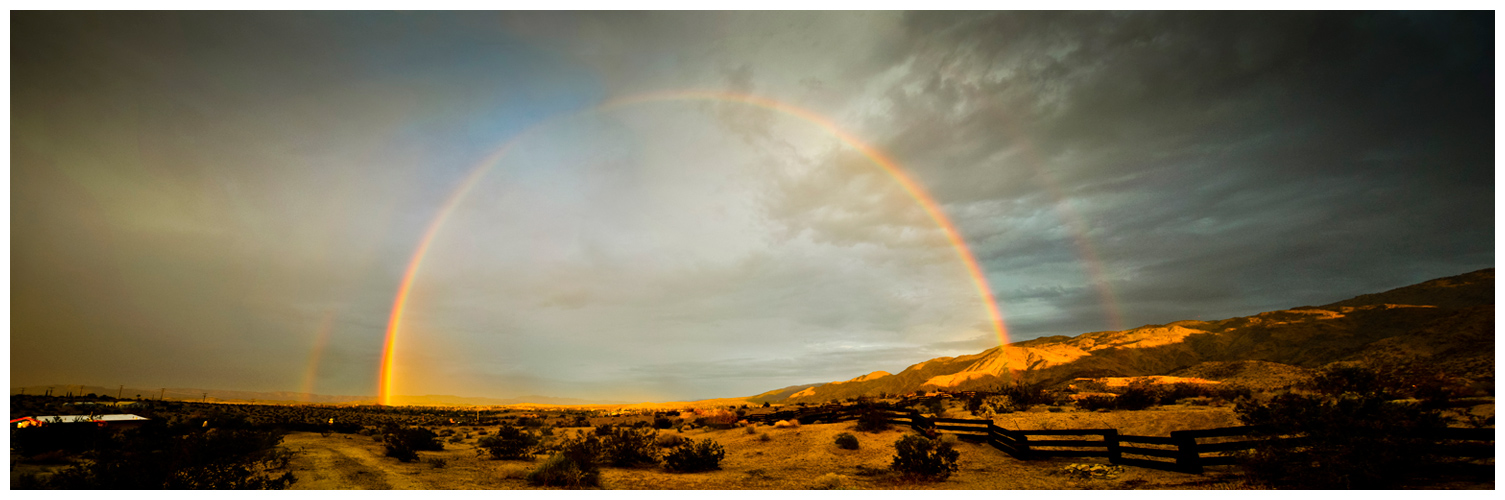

left=769, top=269, right=1494, bottom=403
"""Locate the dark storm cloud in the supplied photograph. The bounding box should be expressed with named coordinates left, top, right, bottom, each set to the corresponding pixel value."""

left=849, top=11, right=1494, bottom=337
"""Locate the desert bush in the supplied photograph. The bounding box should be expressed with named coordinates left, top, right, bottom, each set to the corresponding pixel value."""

left=662, top=439, right=725, bottom=472
left=600, top=426, right=659, bottom=467
left=999, top=382, right=1053, bottom=410
left=24, top=422, right=296, bottom=489
left=428, top=457, right=448, bottom=469
left=383, top=425, right=442, bottom=462
left=986, top=395, right=1023, bottom=414
left=1235, top=364, right=1452, bottom=489
left=758, top=433, right=772, bottom=442
left=1072, top=379, right=1113, bottom=393
left=527, top=431, right=603, bottom=488
left=655, top=433, right=687, bottom=448
left=1211, top=384, right=1253, bottom=403
left=965, top=394, right=985, bottom=414
left=922, top=398, right=945, bottom=415
left=1076, top=395, right=1117, bottom=411
left=653, top=417, right=674, bottom=429
left=855, top=408, right=892, bottom=433
left=834, top=432, right=859, bottom=450
left=526, top=453, right=600, bottom=489
left=773, top=419, right=799, bottom=429
left=1159, top=382, right=1214, bottom=405
left=1112, top=383, right=1160, bottom=411
left=744, top=425, right=757, bottom=435
left=890, top=433, right=959, bottom=481
left=696, top=409, right=739, bottom=428
left=476, top=424, right=539, bottom=460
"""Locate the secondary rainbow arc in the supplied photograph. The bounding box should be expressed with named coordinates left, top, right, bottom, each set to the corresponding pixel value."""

left=377, top=90, right=1010, bottom=406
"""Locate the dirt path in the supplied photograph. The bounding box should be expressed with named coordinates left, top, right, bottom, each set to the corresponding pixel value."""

left=282, top=433, right=424, bottom=489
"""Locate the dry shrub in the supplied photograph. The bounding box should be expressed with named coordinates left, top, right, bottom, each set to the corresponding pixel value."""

left=1075, top=395, right=1117, bottom=411
left=655, top=433, right=686, bottom=448
left=526, top=453, right=599, bottom=489
left=694, top=409, right=738, bottom=428
left=890, top=434, right=959, bottom=481
left=600, top=426, right=659, bottom=467
left=773, top=419, right=799, bottom=429
left=834, top=432, right=859, bottom=450
left=662, top=439, right=725, bottom=472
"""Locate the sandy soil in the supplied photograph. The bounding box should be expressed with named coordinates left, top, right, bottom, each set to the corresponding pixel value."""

left=279, top=409, right=1249, bottom=490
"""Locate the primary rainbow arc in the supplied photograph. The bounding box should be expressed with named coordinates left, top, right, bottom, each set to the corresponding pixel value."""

left=377, top=90, right=1009, bottom=406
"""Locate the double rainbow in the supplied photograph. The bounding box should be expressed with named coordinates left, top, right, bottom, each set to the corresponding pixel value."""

left=377, top=90, right=1009, bottom=405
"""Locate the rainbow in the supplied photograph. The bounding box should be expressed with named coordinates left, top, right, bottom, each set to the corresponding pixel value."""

left=300, top=310, right=336, bottom=402
left=377, top=90, right=1009, bottom=405
left=933, top=67, right=1125, bottom=332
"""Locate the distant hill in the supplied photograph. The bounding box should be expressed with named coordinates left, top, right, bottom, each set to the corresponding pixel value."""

left=9, top=385, right=368, bottom=404
left=766, top=268, right=1494, bottom=403
left=745, top=383, right=826, bottom=404
left=9, top=386, right=627, bottom=407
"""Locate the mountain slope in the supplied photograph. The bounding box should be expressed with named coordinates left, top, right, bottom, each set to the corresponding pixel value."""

left=772, top=268, right=1494, bottom=402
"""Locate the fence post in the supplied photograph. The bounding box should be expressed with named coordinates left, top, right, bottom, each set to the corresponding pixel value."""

left=1105, top=429, right=1122, bottom=465
left=1170, top=431, right=1203, bottom=474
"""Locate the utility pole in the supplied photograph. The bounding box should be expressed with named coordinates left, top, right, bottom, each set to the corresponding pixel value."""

left=202, top=392, right=208, bottom=403
left=159, top=388, right=166, bottom=400
left=118, top=385, right=123, bottom=399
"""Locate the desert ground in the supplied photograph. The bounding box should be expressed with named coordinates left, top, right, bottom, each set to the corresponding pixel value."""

left=281, top=404, right=1257, bottom=490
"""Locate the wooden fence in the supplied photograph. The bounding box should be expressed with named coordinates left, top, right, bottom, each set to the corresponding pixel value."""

left=749, top=406, right=1495, bottom=476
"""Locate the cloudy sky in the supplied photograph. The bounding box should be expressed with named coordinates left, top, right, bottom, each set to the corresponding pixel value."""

left=11, top=11, right=1493, bottom=402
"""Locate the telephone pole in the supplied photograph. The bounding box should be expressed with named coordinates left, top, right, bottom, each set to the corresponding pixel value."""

left=160, top=388, right=165, bottom=400
left=118, top=385, right=123, bottom=399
